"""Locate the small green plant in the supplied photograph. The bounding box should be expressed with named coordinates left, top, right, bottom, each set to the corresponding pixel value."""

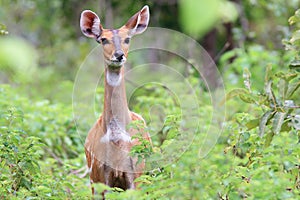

left=0, top=106, right=42, bottom=197
left=129, top=119, right=153, bottom=165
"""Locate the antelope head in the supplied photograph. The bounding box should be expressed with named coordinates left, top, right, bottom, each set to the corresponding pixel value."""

left=80, top=6, right=150, bottom=71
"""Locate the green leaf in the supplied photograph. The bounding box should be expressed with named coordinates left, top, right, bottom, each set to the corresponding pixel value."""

left=239, top=93, right=256, bottom=104
left=281, top=121, right=291, bottom=132
left=275, top=71, right=298, bottom=81
left=220, top=50, right=236, bottom=64
left=259, top=110, right=274, bottom=137
left=63, top=182, right=74, bottom=190
left=243, top=68, right=251, bottom=91
left=287, top=81, right=300, bottom=98
left=289, top=59, right=300, bottom=68
left=288, top=16, right=300, bottom=25
left=245, top=118, right=259, bottom=130
left=113, top=187, right=125, bottom=192
left=264, top=80, right=276, bottom=104
left=221, top=88, right=249, bottom=104
left=278, top=79, right=287, bottom=100
left=290, top=30, right=300, bottom=43
left=288, top=9, right=300, bottom=25
left=20, top=177, right=32, bottom=190
left=265, top=64, right=273, bottom=83
left=272, top=112, right=287, bottom=134
left=241, top=132, right=250, bottom=141
left=162, top=125, right=172, bottom=134
left=265, top=131, right=275, bottom=147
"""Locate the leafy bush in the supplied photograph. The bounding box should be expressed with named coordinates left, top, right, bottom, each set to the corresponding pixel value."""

left=0, top=85, right=90, bottom=199
left=219, top=9, right=300, bottom=199
left=0, top=106, right=42, bottom=196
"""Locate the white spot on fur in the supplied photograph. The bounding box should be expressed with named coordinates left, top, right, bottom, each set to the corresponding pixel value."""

left=100, top=118, right=131, bottom=143
left=106, top=71, right=122, bottom=87
left=88, top=152, right=94, bottom=173
left=100, top=127, right=111, bottom=143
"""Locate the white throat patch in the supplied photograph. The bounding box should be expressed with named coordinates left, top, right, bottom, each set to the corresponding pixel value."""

left=106, top=71, right=122, bottom=87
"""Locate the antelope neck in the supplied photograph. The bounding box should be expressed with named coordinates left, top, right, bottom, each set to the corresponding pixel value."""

left=103, top=66, right=131, bottom=132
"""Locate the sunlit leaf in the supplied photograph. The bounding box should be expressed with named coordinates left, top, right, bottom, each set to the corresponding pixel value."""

left=264, top=80, right=277, bottom=105
left=243, top=68, right=251, bottom=91
left=265, top=131, right=274, bottom=147
left=289, top=9, right=300, bottom=25
left=259, top=110, right=274, bottom=137
left=20, top=177, right=32, bottom=190
left=265, top=64, right=273, bottom=83
left=221, top=88, right=249, bottom=105
left=239, top=93, right=256, bottom=104
left=278, top=79, right=287, bottom=100
left=281, top=121, right=291, bottom=132
left=288, top=16, right=300, bottom=25
left=287, top=81, right=300, bottom=98
left=246, top=118, right=259, bottom=130
left=272, top=112, right=287, bottom=134
left=290, top=30, right=300, bottom=43
left=289, top=59, right=300, bottom=68
left=275, top=71, right=297, bottom=81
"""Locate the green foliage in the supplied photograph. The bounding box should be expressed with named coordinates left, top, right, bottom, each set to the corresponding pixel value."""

left=129, top=120, right=153, bottom=165
left=220, top=44, right=293, bottom=90
left=220, top=9, right=300, bottom=198
left=0, top=85, right=90, bottom=199
left=0, top=106, right=42, bottom=196
left=284, top=8, right=300, bottom=70
left=0, top=85, right=85, bottom=160
left=225, top=66, right=299, bottom=138
left=129, top=84, right=181, bottom=147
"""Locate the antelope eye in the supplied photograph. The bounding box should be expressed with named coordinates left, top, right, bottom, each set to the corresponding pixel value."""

left=124, top=37, right=130, bottom=44
left=100, top=38, right=109, bottom=45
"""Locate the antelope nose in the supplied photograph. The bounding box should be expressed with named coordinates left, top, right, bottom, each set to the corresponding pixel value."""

left=114, top=50, right=124, bottom=61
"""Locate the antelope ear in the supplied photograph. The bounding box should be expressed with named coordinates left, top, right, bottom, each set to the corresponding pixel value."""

left=124, top=5, right=150, bottom=36
left=80, top=10, right=103, bottom=38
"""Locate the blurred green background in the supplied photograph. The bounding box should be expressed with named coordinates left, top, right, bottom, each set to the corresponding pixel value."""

left=1, top=0, right=298, bottom=100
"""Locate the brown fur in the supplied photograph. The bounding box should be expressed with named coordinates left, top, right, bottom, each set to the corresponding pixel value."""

left=80, top=5, right=151, bottom=195
left=85, top=112, right=150, bottom=190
